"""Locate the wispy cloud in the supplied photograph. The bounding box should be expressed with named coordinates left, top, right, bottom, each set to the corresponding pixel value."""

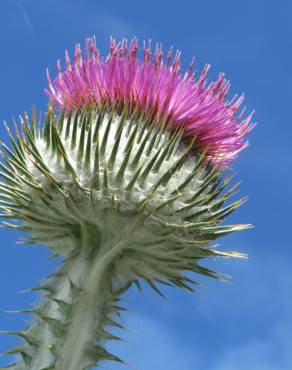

left=107, top=315, right=199, bottom=370
left=212, top=321, right=292, bottom=370
left=106, top=309, right=292, bottom=370
left=16, top=0, right=33, bottom=33
left=104, top=248, right=292, bottom=370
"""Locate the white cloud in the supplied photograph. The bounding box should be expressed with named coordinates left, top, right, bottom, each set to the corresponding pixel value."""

left=105, top=315, right=199, bottom=370
left=212, top=321, right=292, bottom=370
left=102, top=247, right=292, bottom=370
left=104, top=306, right=292, bottom=370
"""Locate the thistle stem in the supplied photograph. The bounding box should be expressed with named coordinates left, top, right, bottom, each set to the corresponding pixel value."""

left=25, top=223, right=127, bottom=370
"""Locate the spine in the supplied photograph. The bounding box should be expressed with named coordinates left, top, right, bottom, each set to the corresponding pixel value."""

left=3, top=223, right=127, bottom=370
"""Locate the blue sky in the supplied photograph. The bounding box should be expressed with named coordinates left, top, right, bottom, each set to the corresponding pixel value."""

left=0, top=0, right=291, bottom=369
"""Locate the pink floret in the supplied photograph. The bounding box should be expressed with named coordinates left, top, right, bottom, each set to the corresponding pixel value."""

left=45, top=37, right=255, bottom=167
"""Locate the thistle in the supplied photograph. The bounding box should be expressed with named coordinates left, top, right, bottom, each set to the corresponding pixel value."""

left=0, top=37, right=254, bottom=370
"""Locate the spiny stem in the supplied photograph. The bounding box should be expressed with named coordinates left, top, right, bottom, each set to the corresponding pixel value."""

left=57, top=227, right=126, bottom=370
left=4, top=224, right=128, bottom=370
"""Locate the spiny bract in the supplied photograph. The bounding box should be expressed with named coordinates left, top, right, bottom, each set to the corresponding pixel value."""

left=0, top=37, right=254, bottom=370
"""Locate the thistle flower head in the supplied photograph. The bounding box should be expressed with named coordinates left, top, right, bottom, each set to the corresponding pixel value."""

left=0, top=36, right=254, bottom=370
left=46, top=37, right=254, bottom=166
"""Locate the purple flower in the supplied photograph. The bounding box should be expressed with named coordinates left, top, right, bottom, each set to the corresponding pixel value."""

left=45, top=37, right=255, bottom=166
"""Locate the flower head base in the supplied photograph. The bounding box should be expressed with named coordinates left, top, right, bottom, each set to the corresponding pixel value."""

left=46, top=37, right=255, bottom=167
